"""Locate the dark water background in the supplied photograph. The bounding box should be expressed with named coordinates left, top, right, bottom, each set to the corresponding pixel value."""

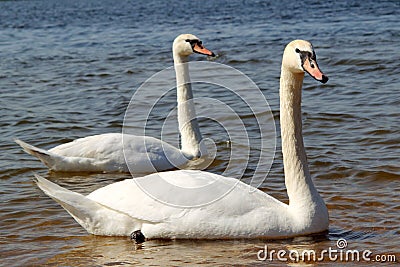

left=1, top=0, right=399, bottom=266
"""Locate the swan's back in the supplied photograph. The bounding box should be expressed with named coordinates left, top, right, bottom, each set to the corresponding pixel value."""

left=50, top=133, right=187, bottom=172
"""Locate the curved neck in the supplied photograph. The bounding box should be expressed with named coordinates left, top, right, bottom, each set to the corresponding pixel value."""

left=279, top=67, right=320, bottom=208
left=173, top=53, right=203, bottom=158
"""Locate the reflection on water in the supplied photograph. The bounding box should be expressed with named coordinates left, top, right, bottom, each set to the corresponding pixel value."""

left=1, top=0, right=399, bottom=265
left=46, top=235, right=332, bottom=266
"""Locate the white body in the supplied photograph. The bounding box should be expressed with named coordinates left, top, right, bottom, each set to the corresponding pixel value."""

left=16, top=134, right=185, bottom=173
left=33, top=40, right=330, bottom=239
left=35, top=169, right=326, bottom=238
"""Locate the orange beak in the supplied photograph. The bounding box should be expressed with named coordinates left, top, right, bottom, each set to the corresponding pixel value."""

left=193, top=43, right=215, bottom=57
left=302, top=57, right=329, bottom=83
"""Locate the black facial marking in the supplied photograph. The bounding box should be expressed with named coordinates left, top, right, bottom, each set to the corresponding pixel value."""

left=296, top=49, right=316, bottom=66
left=185, top=39, right=202, bottom=47
left=298, top=50, right=308, bottom=63
left=311, top=51, right=316, bottom=61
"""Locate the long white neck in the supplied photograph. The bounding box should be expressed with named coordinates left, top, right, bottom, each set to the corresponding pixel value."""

left=279, top=66, right=327, bottom=218
left=173, top=52, right=204, bottom=158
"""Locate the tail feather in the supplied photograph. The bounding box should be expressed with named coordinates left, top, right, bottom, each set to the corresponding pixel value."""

left=15, top=139, right=112, bottom=172
left=15, top=139, right=56, bottom=169
left=33, top=174, right=144, bottom=236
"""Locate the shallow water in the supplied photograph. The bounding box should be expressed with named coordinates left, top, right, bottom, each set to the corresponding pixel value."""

left=1, top=0, right=399, bottom=266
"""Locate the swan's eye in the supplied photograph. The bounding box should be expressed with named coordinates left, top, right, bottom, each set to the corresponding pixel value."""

left=295, top=48, right=300, bottom=53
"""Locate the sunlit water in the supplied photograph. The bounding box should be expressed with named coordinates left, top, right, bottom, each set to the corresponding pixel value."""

left=1, top=0, right=399, bottom=266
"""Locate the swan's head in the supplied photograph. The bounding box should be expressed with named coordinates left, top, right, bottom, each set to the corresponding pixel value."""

left=283, top=40, right=328, bottom=83
left=173, top=34, right=215, bottom=57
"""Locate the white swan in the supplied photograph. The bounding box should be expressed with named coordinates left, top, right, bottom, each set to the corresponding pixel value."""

left=33, top=40, right=329, bottom=239
left=15, top=34, right=215, bottom=173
